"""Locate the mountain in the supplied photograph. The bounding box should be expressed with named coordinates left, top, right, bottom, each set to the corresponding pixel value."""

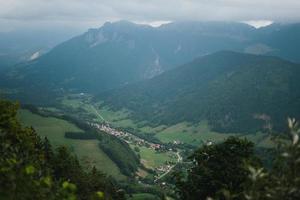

left=252, top=23, right=300, bottom=62
left=2, top=21, right=254, bottom=92
left=0, top=29, right=79, bottom=70
left=2, top=21, right=300, bottom=104
left=98, top=51, right=300, bottom=133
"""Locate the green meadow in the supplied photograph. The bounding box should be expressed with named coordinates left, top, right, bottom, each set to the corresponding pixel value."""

left=155, top=121, right=236, bottom=145
left=18, top=109, right=125, bottom=179
left=63, top=96, right=266, bottom=144
left=57, top=95, right=273, bottom=154
left=130, top=145, right=177, bottom=169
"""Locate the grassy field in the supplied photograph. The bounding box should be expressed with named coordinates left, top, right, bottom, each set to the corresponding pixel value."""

left=155, top=122, right=273, bottom=147
left=130, top=145, right=177, bottom=169
left=63, top=98, right=272, bottom=147
left=18, top=109, right=125, bottom=180
left=59, top=95, right=273, bottom=148
left=60, top=95, right=143, bottom=126
left=61, top=96, right=135, bottom=126
left=60, top=96, right=103, bottom=122
left=155, top=121, right=236, bottom=145
left=97, top=106, right=273, bottom=147
left=17, top=95, right=274, bottom=182
left=93, top=104, right=236, bottom=146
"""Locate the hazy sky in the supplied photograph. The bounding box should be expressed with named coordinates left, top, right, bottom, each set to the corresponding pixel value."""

left=0, top=0, right=299, bottom=32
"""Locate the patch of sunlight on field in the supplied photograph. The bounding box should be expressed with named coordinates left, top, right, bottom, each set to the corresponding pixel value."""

left=18, top=109, right=125, bottom=180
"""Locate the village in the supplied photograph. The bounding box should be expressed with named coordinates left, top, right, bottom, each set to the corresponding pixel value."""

left=90, top=122, right=182, bottom=180
left=91, top=123, right=162, bottom=150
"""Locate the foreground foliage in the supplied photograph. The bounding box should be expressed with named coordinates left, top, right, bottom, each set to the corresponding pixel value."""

left=0, top=100, right=125, bottom=200
left=175, top=119, right=300, bottom=200
left=244, top=118, right=300, bottom=200
left=175, top=137, right=261, bottom=200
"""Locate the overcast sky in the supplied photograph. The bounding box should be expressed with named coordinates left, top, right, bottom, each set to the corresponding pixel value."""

left=0, top=0, right=300, bottom=32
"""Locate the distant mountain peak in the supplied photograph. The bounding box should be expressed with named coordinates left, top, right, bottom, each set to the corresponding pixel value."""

left=84, top=20, right=154, bottom=47
left=101, top=20, right=152, bottom=30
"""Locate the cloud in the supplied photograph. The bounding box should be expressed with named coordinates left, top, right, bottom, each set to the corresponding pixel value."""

left=0, top=0, right=299, bottom=31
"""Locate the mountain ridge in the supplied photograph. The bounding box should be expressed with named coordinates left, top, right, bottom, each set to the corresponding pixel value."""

left=1, top=20, right=300, bottom=105
left=98, top=51, right=300, bottom=133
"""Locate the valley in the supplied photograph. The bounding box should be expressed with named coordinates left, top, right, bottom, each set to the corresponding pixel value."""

left=22, top=92, right=273, bottom=181
left=19, top=94, right=182, bottom=182
left=1, top=18, right=300, bottom=200
left=15, top=93, right=189, bottom=198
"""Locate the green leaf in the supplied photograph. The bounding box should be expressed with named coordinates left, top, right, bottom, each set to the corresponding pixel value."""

left=25, top=165, right=35, bottom=175
left=96, top=191, right=105, bottom=199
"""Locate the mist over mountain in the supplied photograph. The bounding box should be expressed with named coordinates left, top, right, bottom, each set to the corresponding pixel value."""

left=252, top=23, right=300, bottom=62
left=0, top=29, right=80, bottom=70
left=99, top=51, right=300, bottom=133
left=1, top=20, right=300, bottom=104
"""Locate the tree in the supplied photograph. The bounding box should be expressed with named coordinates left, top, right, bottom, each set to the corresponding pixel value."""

left=175, top=137, right=261, bottom=200
left=244, top=118, right=300, bottom=200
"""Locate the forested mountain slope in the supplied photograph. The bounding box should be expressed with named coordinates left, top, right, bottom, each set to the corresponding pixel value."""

left=99, top=51, right=300, bottom=133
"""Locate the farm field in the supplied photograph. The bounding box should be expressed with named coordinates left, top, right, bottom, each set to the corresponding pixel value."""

left=155, top=122, right=272, bottom=147
left=18, top=109, right=125, bottom=180
left=155, top=121, right=236, bottom=145
left=59, top=95, right=272, bottom=147
left=130, top=145, right=177, bottom=169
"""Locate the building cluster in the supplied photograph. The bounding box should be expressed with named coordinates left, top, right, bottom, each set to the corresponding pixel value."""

left=155, top=164, right=172, bottom=173
left=173, top=140, right=182, bottom=145
left=90, top=122, right=181, bottom=183
left=91, top=123, right=163, bottom=150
